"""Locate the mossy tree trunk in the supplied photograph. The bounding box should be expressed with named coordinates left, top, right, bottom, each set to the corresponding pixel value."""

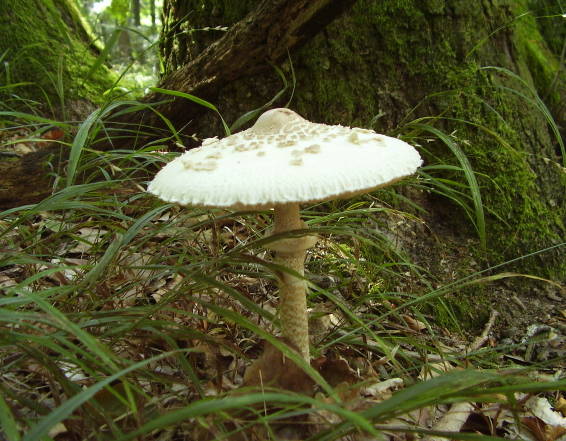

left=0, top=0, right=115, bottom=115
left=0, top=0, right=117, bottom=207
left=160, top=0, right=565, bottom=279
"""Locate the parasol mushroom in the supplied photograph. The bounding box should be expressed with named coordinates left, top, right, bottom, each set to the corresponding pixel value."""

left=148, top=108, right=422, bottom=360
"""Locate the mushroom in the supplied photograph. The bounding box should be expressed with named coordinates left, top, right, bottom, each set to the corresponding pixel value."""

left=148, top=108, right=422, bottom=360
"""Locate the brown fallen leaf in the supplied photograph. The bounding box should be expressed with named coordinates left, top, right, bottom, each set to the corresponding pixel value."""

left=312, top=356, right=361, bottom=402
left=522, top=416, right=566, bottom=441
left=402, top=314, right=427, bottom=332
left=243, top=338, right=315, bottom=395
left=312, top=356, right=359, bottom=388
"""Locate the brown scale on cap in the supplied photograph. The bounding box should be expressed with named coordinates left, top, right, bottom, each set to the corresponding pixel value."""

left=289, top=158, right=303, bottom=166
left=304, top=144, right=321, bottom=154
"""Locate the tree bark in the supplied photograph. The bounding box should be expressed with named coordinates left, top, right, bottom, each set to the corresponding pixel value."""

left=150, top=0, right=156, bottom=30
left=132, top=0, right=141, bottom=26
left=157, top=0, right=564, bottom=281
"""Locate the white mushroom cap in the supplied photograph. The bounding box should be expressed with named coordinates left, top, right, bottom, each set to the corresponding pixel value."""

left=148, top=108, right=422, bottom=209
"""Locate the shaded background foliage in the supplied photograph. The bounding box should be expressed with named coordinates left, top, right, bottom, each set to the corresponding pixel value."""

left=77, top=0, right=161, bottom=74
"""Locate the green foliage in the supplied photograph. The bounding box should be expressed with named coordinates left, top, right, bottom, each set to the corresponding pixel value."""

left=408, top=122, right=486, bottom=249
left=108, top=0, right=130, bottom=23
left=77, top=0, right=163, bottom=91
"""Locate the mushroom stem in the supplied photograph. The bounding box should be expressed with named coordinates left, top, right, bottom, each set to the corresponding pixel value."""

left=271, top=203, right=315, bottom=361
left=273, top=202, right=303, bottom=233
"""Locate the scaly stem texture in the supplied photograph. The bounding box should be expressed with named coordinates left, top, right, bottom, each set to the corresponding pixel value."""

left=273, top=203, right=310, bottom=360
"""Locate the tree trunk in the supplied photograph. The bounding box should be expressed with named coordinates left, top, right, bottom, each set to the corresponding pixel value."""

left=150, top=0, right=156, bottom=31
left=132, top=0, right=141, bottom=26
left=118, top=0, right=357, bottom=141
left=0, top=0, right=114, bottom=112
left=159, top=0, right=564, bottom=280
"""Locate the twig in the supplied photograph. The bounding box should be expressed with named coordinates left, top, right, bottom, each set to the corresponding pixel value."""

left=422, top=402, right=475, bottom=441
left=468, top=309, right=499, bottom=352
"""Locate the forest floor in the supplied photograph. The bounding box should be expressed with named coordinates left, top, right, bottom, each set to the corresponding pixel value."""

left=1, top=121, right=564, bottom=441
left=403, top=192, right=565, bottom=366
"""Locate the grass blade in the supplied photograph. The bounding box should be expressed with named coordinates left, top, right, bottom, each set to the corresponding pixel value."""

left=481, top=65, right=565, bottom=165
left=0, top=394, right=20, bottom=441
left=150, top=87, right=230, bottom=135
left=409, top=122, right=486, bottom=249
left=22, top=350, right=187, bottom=441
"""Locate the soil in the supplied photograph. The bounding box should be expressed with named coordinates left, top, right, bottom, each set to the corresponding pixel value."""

left=386, top=189, right=565, bottom=366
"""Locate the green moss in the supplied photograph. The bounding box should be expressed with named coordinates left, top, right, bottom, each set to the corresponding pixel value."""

left=0, top=0, right=116, bottom=112
left=292, top=0, right=564, bottom=277
left=526, top=0, right=566, bottom=57
left=510, top=1, right=562, bottom=106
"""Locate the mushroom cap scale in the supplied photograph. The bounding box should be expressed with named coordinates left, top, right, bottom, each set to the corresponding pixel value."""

left=148, top=109, right=422, bottom=209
